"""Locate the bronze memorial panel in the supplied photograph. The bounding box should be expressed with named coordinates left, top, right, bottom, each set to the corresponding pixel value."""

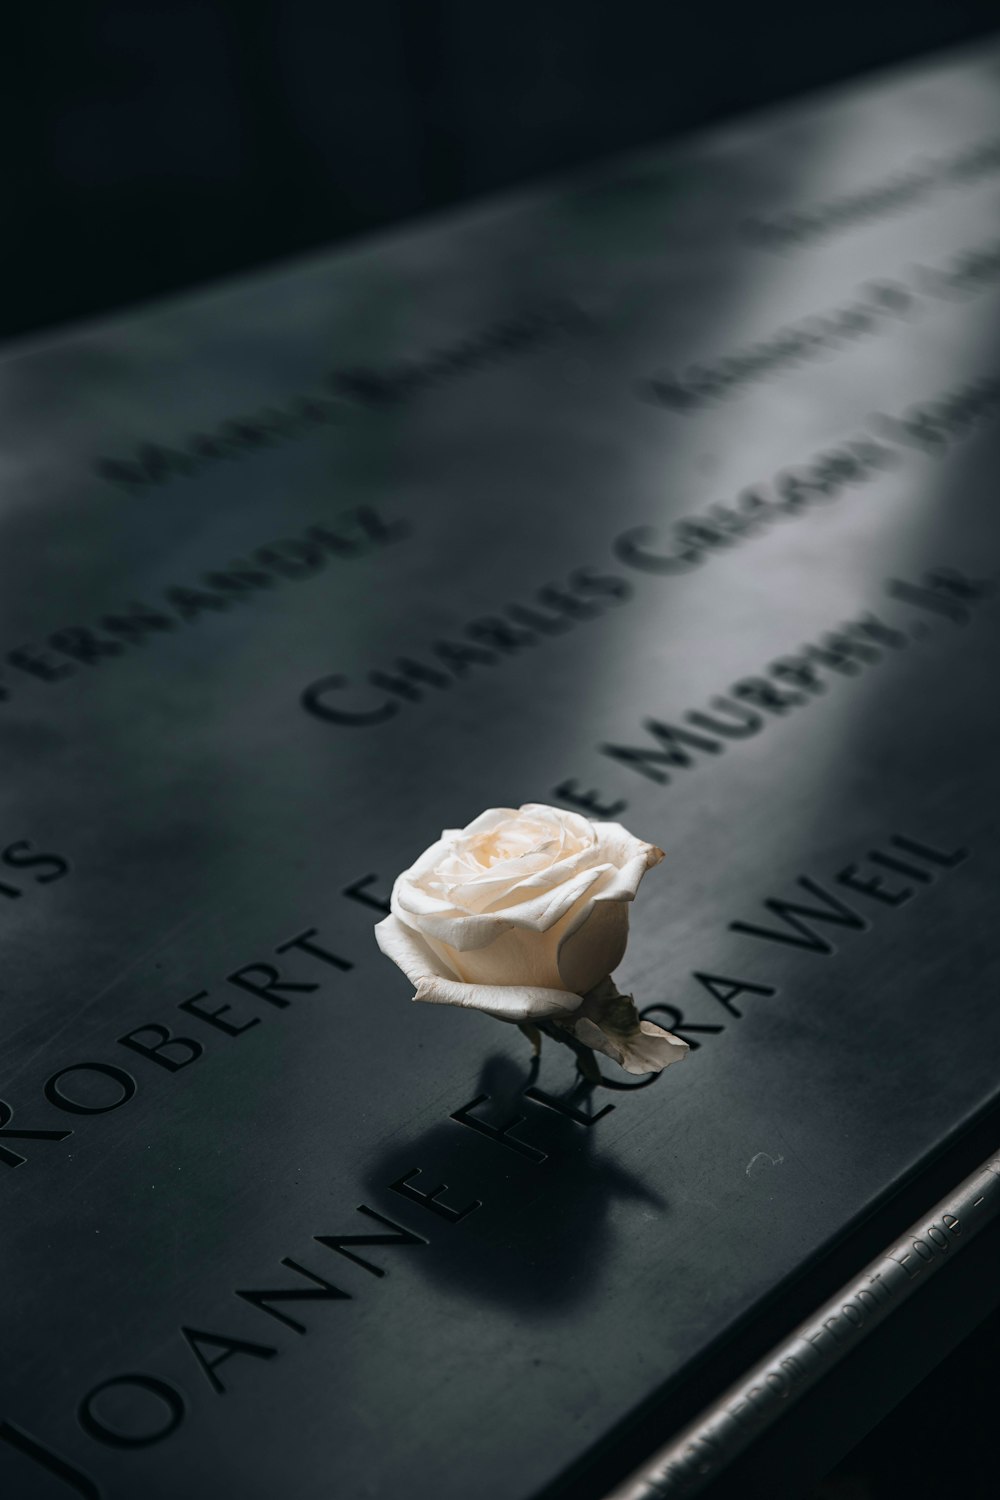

left=1, top=35, right=999, bottom=1500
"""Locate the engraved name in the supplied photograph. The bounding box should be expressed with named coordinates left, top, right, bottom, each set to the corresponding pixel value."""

left=639, top=278, right=914, bottom=413
left=0, top=924, right=354, bottom=1171
left=617, top=372, right=1000, bottom=579
left=0, top=506, right=407, bottom=708
left=743, top=133, right=1000, bottom=246
left=566, top=829, right=971, bottom=1097
left=0, top=1006, right=617, bottom=1495
left=0, top=840, right=70, bottom=903
left=639, top=236, right=1000, bottom=413
left=555, top=566, right=994, bottom=819
left=301, top=566, right=633, bottom=726
left=300, top=376, right=1000, bottom=735
left=94, top=301, right=591, bottom=494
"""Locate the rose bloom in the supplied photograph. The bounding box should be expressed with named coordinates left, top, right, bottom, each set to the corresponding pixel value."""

left=375, top=803, right=687, bottom=1075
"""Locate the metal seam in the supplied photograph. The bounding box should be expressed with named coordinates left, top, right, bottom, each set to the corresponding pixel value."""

left=605, top=1149, right=1000, bottom=1499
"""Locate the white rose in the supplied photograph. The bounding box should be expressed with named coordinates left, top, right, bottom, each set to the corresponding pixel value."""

left=374, top=803, right=688, bottom=1076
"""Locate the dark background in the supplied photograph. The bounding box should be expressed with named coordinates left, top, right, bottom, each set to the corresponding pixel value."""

left=811, top=1305, right=997, bottom=1500
left=7, top=0, right=999, bottom=342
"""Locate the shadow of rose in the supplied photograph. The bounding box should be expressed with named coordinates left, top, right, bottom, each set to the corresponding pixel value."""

left=363, top=1048, right=667, bottom=1318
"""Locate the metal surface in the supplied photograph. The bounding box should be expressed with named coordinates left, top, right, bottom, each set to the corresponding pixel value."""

left=606, top=1150, right=1000, bottom=1499
left=2, top=35, right=1000, bottom=1500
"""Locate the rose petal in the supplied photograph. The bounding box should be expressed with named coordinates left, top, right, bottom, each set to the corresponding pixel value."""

left=569, top=1014, right=688, bottom=1074
left=480, top=846, right=615, bottom=916
left=412, top=975, right=583, bottom=1022
left=555, top=896, right=630, bottom=995
left=430, top=915, right=567, bottom=990
left=565, top=982, right=689, bottom=1075
left=396, top=860, right=621, bottom=951
left=590, top=822, right=664, bottom=871
left=454, top=807, right=519, bottom=839
left=520, top=803, right=596, bottom=847
left=374, top=913, right=462, bottom=986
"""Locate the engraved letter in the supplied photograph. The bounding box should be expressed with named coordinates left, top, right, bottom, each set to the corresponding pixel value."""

left=523, top=1085, right=614, bottom=1127
left=178, top=990, right=260, bottom=1038
left=236, top=1258, right=351, bottom=1333
left=389, top=1169, right=482, bottom=1223
left=614, top=526, right=700, bottom=574
left=730, top=879, right=868, bottom=954
left=0, top=1421, right=100, bottom=1496
left=301, top=675, right=397, bottom=725
left=180, top=1328, right=277, bottom=1395
left=451, top=1095, right=548, bottom=1161
left=551, top=779, right=627, bottom=819
left=226, top=962, right=319, bottom=1008
left=685, top=698, right=764, bottom=738
left=274, top=929, right=352, bottom=972
left=836, top=863, right=912, bottom=906
left=44, top=1063, right=137, bottom=1116
left=641, top=1003, right=724, bottom=1050
left=314, top=1204, right=428, bottom=1277
left=117, top=1024, right=204, bottom=1073
left=0, top=1098, right=71, bottom=1169
left=79, top=1375, right=185, bottom=1448
left=691, top=972, right=777, bottom=1018
left=341, top=874, right=392, bottom=915
left=2, top=841, right=70, bottom=884
left=601, top=719, right=722, bottom=785
left=891, top=834, right=969, bottom=868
